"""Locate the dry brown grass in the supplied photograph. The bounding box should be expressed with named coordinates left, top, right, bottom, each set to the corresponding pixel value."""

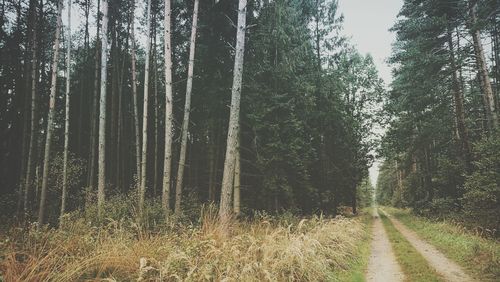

left=0, top=209, right=366, bottom=281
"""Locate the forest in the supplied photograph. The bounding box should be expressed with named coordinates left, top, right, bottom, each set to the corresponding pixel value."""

left=376, top=0, right=500, bottom=232
left=0, top=0, right=499, bottom=281
left=0, top=0, right=381, bottom=225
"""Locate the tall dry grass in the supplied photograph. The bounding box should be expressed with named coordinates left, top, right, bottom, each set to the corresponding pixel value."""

left=0, top=208, right=366, bottom=281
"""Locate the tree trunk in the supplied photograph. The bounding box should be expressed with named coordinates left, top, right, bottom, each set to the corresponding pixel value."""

left=219, top=0, right=247, bottom=223
left=469, top=1, right=498, bottom=129
left=162, top=0, right=174, bottom=214
left=88, top=0, right=100, bottom=190
left=97, top=0, right=109, bottom=218
left=233, top=133, right=241, bottom=215
left=61, top=0, right=71, bottom=218
left=77, top=0, right=90, bottom=155
left=174, top=0, right=199, bottom=215
left=38, top=0, right=62, bottom=226
left=24, top=0, right=39, bottom=219
left=130, top=2, right=141, bottom=181
left=208, top=122, right=216, bottom=202
left=110, top=28, right=119, bottom=185
left=493, top=17, right=500, bottom=109
left=139, top=0, right=152, bottom=217
left=447, top=28, right=472, bottom=173
left=153, top=29, right=159, bottom=198
left=116, top=51, right=125, bottom=190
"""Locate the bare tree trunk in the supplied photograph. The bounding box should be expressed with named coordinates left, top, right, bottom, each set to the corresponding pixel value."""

left=470, top=1, right=498, bottom=129
left=38, top=0, right=62, bottom=226
left=24, top=0, right=39, bottom=219
left=77, top=0, right=90, bottom=155
left=130, top=2, right=141, bottom=181
left=162, top=0, right=174, bottom=214
left=61, top=0, right=71, bottom=218
left=233, top=133, right=240, bottom=215
left=493, top=17, right=500, bottom=109
left=88, top=0, right=100, bottom=190
left=153, top=28, right=159, bottom=198
left=447, top=28, right=472, bottom=173
left=174, top=0, right=199, bottom=215
left=97, top=0, right=109, bottom=218
left=116, top=54, right=124, bottom=189
left=35, top=164, right=40, bottom=203
left=18, top=0, right=36, bottom=217
left=110, top=28, right=119, bottom=185
left=116, top=24, right=128, bottom=191
left=139, top=0, right=152, bottom=217
left=207, top=122, right=216, bottom=202
left=219, top=0, right=247, bottom=223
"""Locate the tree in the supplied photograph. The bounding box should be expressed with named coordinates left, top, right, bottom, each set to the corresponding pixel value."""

left=174, top=0, right=199, bottom=215
left=233, top=133, right=240, bottom=215
left=139, top=0, right=152, bottom=216
left=88, top=0, right=101, bottom=190
left=446, top=27, right=472, bottom=172
left=469, top=0, right=498, bottom=129
left=219, top=0, right=247, bottom=223
left=97, top=0, right=110, bottom=218
left=61, top=0, right=72, bottom=218
left=162, top=0, right=174, bottom=213
left=38, top=0, right=63, bottom=226
left=130, top=1, right=141, bottom=180
left=23, top=0, right=40, bottom=219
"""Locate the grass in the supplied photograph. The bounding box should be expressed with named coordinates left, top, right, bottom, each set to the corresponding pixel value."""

left=336, top=208, right=374, bottom=282
left=383, top=207, right=500, bottom=281
left=379, top=210, right=443, bottom=282
left=0, top=206, right=373, bottom=281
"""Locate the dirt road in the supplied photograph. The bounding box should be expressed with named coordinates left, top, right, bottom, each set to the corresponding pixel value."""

left=380, top=209, right=475, bottom=282
left=366, top=208, right=405, bottom=282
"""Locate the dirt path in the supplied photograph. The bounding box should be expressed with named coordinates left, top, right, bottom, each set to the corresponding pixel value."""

left=366, top=208, right=405, bottom=282
left=380, top=209, right=475, bottom=282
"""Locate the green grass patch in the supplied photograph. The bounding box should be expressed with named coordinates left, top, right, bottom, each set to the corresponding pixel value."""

left=383, top=207, right=500, bottom=281
left=379, top=211, right=443, bottom=282
left=336, top=209, right=374, bottom=282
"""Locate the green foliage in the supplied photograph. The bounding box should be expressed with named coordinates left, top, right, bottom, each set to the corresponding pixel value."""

left=463, top=134, right=500, bottom=231
left=357, top=178, right=374, bottom=209
left=32, top=152, right=87, bottom=224
left=377, top=0, right=500, bottom=230
left=1, top=0, right=382, bottom=222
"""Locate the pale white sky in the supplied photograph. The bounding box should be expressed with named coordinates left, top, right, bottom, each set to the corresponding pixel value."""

left=338, top=0, right=403, bottom=186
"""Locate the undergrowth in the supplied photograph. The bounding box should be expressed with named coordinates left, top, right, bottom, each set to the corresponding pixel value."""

left=0, top=205, right=369, bottom=281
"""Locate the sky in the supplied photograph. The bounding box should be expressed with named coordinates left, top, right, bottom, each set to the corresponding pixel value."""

left=337, top=0, right=403, bottom=186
